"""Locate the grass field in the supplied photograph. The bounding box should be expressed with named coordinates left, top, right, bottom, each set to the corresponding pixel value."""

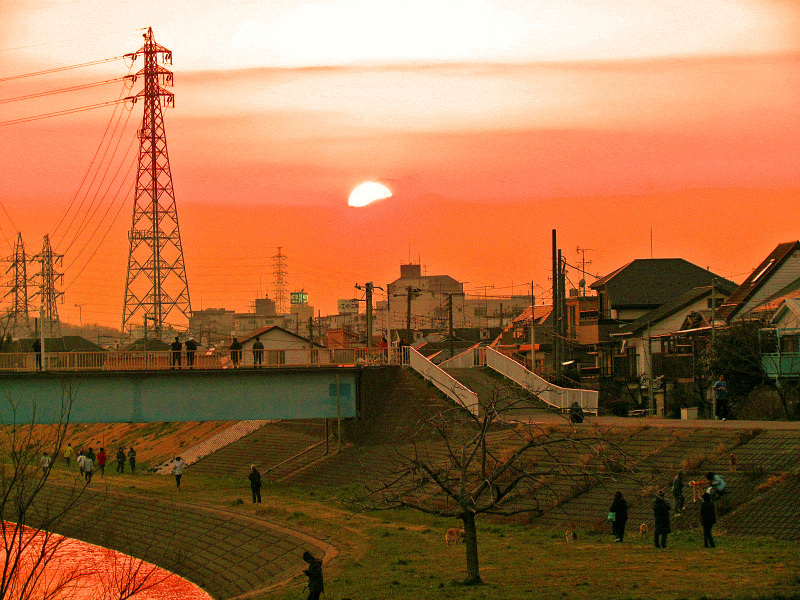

left=34, top=454, right=800, bottom=600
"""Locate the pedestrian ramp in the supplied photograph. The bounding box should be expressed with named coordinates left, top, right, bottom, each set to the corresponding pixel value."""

left=154, top=420, right=270, bottom=473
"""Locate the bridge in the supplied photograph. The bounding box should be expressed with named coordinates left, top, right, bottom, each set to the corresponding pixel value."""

left=0, top=345, right=598, bottom=424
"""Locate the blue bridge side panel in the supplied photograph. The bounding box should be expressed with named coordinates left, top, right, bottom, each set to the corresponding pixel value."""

left=0, top=369, right=359, bottom=424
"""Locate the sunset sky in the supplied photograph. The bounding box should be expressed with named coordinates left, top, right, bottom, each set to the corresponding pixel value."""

left=1, top=1, right=799, bottom=330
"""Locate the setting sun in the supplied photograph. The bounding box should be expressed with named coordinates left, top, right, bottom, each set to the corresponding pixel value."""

left=348, top=182, right=392, bottom=207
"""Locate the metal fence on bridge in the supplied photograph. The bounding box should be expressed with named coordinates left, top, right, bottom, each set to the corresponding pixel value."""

left=0, top=347, right=396, bottom=373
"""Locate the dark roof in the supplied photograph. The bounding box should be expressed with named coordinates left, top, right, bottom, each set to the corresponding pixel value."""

left=9, top=336, right=105, bottom=352
left=615, top=281, right=739, bottom=336
left=590, top=258, right=736, bottom=310
left=239, top=325, right=322, bottom=347
left=717, top=241, right=800, bottom=322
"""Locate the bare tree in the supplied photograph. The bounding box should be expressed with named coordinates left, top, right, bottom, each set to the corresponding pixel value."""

left=0, top=383, right=95, bottom=600
left=354, top=387, right=628, bottom=584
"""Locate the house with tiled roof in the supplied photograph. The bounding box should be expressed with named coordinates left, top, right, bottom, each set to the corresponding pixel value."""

left=590, top=258, right=735, bottom=323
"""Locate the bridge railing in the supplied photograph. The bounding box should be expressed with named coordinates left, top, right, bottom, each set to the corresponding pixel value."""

left=0, top=347, right=391, bottom=372
left=406, top=346, right=479, bottom=414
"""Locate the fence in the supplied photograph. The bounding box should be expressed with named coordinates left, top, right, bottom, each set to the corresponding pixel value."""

left=406, top=346, right=479, bottom=414
left=484, top=347, right=599, bottom=412
left=0, top=347, right=391, bottom=373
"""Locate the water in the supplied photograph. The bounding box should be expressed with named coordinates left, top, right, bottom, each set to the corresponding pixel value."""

left=1, top=524, right=212, bottom=600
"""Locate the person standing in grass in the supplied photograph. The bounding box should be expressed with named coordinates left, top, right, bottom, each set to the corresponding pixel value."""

left=302, top=551, right=324, bottom=600
left=83, top=452, right=94, bottom=484
left=700, top=492, right=717, bottom=548
left=128, top=447, right=137, bottom=473
left=652, top=490, right=671, bottom=549
left=672, top=471, right=685, bottom=514
left=172, top=456, right=186, bottom=490
left=248, top=464, right=262, bottom=503
left=116, top=447, right=126, bottom=473
left=40, top=452, right=51, bottom=473
left=64, top=443, right=73, bottom=467
left=609, top=491, right=628, bottom=542
left=96, top=448, right=107, bottom=477
left=77, top=450, right=85, bottom=476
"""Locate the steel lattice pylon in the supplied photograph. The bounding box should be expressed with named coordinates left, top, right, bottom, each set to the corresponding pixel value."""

left=122, top=27, right=191, bottom=339
left=1, top=233, right=32, bottom=338
left=30, top=235, right=63, bottom=338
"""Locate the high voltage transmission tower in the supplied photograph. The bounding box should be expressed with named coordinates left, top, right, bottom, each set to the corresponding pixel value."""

left=272, top=247, right=288, bottom=314
left=1, top=233, right=33, bottom=338
left=121, top=28, right=191, bottom=339
left=30, top=235, right=63, bottom=338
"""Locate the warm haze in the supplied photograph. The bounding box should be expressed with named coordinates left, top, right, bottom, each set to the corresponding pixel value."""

left=1, top=0, right=799, bottom=329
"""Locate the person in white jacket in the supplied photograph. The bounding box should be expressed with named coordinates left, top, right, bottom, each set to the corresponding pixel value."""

left=172, top=456, right=186, bottom=490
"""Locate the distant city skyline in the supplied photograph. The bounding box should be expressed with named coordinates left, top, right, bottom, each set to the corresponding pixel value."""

left=1, top=1, right=799, bottom=328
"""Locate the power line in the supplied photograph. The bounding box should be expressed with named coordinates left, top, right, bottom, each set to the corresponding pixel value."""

left=0, top=56, right=127, bottom=83
left=0, top=98, right=128, bottom=127
left=0, top=77, right=128, bottom=104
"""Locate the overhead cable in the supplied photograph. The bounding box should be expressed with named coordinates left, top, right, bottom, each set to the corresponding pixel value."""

left=0, top=98, right=128, bottom=127
left=0, top=56, right=126, bottom=83
left=0, top=77, right=128, bottom=104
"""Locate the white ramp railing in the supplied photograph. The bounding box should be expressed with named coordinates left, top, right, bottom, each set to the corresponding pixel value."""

left=485, top=347, right=598, bottom=412
left=437, top=344, right=482, bottom=368
left=407, top=346, right=479, bottom=415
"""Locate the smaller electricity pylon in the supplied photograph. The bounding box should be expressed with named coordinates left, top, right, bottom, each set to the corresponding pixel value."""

left=30, top=235, right=63, bottom=338
left=1, top=233, right=33, bottom=338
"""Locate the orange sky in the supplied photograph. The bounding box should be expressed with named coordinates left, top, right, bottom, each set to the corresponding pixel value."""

left=1, top=1, right=800, bottom=329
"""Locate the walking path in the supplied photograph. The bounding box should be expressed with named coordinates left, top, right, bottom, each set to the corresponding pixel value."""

left=512, top=410, right=800, bottom=430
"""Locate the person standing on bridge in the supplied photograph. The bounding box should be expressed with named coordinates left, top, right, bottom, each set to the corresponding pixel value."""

left=185, top=337, right=197, bottom=368
left=172, top=456, right=186, bottom=490
left=32, top=337, right=42, bottom=370
left=171, top=336, right=182, bottom=369
left=248, top=464, right=262, bottom=503
left=230, top=337, right=242, bottom=368
left=252, top=336, right=264, bottom=368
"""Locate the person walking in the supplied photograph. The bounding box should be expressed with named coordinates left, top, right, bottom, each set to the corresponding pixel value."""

left=77, top=450, right=85, bottom=476
left=652, top=490, right=672, bottom=549
left=252, top=336, right=264, bottom=368
left=172, top=456, right=186, bottom=490
left=116, top=447, right=126, bottom=474
left=700, top=492, right=717, bottom=548
left=229, top=338, right=242, bottom=368
left=248, top=464, right=262, bottom=503
left=128, top=447, right=136, bottom=473
left=672, top=471, right=685, bottom=514
left=713, top=374, right=729, bottom=420
left=185, top=337, right=197, bottom=369
left=171, top=337, right=182, bottom=369
left=64, top=443, right=73, bottom=467
left=302, top=551, right=324, bottom=600
left=96, top=448, right=107, bottom=477
left=609, top=491, right=629, bottom=542
left=40, top=452, right=51, bottom=473
left=83, top=452, right=94, bottom=484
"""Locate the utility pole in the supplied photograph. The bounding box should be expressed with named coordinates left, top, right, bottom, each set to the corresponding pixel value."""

left=122, top=27, right=191, bottom=340
left=530, top=282, right=536, bottom=372
left=356, top=282, right=379, bottom=348
left=552, top=229, right=560, bottom=378
left=405, top=285, right=420, bottom=341
left=74, top=303, right=83, bottom=328
left=448, top=293, right=454, bottom=359
left=576, top=246, right=593, bottom=296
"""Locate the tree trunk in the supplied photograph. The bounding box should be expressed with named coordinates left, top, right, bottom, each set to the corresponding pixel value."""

left=461, top=512, right=481, bottom=584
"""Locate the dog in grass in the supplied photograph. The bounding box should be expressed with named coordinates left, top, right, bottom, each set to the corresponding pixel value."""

left=565, top=530, right=578, bottom=542
left=729, top=453, right=737, bottom=472
left=639, top=523, right=650, bottom=537
left=445, top=528, right=465, bottom=545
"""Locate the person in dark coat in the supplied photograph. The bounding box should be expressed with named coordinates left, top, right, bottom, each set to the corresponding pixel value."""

left=700, top=492, right=717, bottom=548
left=609, top=491, right=629, bottom=542
left=569, top=402, right=584, bottom=424
left=170, top=337, right=182, bottom=368
left=248, top=464, right=262, bottom=503
left=116, top=447, right=126, bottom=473
left=185, top=338, right=197, bottom=368
left=32, top=338, right=42, bottom=370
left=230, top=338, right=242, bottom=368
left=302, top=551, right=324, bottom=600
left=652, top=490, right=671, bottom=548
left=128, top=447, right=136, bottom=473
left=252, top=336, right=264, bottom=367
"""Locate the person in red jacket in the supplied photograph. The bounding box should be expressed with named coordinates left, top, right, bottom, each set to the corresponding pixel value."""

left=96, top=448, right=107, bottom=477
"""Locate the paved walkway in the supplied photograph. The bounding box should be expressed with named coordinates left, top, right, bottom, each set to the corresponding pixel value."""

left=510, top=410, right=800, bottom=430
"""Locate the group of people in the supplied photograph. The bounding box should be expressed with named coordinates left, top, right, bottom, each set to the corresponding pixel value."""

left=50, top=443, right=137, bottom=483
left=170, top=337, right=199, bottom=368
left=608, top=471, right=726, bottom=549
left=228, top=336, right=264, bottom=368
